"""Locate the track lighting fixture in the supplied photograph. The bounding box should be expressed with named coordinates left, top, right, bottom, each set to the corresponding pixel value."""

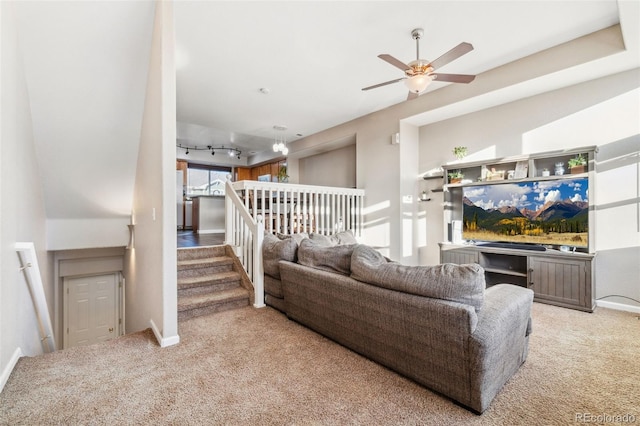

left=177, top=143, right=241, bottom=159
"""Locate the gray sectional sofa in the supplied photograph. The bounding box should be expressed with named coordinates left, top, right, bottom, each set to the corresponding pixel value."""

left=262, top=232, right=534, bottom=413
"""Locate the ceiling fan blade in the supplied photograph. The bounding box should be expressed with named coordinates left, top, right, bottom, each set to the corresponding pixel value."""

left=378, top=54, right=410, bottom=71
left=362, top=77, right=405, bottom=91
left=428, top=42, right=474, bottom=71
left=431, top=73, right=476, bottom=83
left=407, top=91, right=419, bottom=101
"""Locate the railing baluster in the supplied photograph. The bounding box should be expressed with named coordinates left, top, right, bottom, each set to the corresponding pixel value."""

left=320, top=193, right=325, bottom=235
left=346, top=195, right=352, bottom=232
left=302, top=190, right=308, bottom=233
left=268, top=189, right=273, bottom=234
left=296, top=189, right=303, bottom=233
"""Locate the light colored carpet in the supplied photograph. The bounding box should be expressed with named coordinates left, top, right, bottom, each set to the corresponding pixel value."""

left=1, top=302, right=638, bottom=425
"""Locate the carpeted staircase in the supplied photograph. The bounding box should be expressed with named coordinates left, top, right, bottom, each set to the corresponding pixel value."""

left=177, top=245, right=251, bottom=321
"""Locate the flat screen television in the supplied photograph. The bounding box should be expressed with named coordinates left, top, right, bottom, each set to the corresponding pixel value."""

left=462, top=177, right=589, bottom=249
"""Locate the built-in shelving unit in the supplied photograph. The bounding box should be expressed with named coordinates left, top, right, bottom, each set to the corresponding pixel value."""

left=440, top=243, right=595, bottom=312
left=422, top=172, right=444, bottom=194
left=442, top=147, right=595, bottom=187
left=437, top=146, right=597, bottom=312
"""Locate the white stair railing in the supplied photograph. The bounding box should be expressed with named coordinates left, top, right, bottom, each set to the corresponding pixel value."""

left=16, top=242, right=56, bottom=353
left=224, top=180, right=265, bottom=307
left=231, top=180, right=365, bottom=237
left=225, top=180, right=365, bottom=307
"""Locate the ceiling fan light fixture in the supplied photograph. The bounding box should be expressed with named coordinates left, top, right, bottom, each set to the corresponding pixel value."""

left=363, top=28, right=475, bottom=97
left=404, top=74, right=433, bottom=94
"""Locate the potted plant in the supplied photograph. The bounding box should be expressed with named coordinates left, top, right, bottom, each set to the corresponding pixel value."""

left=453, top=146, right=468, bottom=160
left=277, top=165, right=289, bottom=182
left=568, top=154, right=587, bottom=174
left=448, top=170, right=464, bottom=184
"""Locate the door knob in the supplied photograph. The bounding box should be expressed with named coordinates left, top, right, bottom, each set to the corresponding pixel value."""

left=109, top=327, right=114, bottom=333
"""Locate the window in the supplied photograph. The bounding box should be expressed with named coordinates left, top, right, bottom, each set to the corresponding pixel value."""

left=187, top=164, right=232, bottom=196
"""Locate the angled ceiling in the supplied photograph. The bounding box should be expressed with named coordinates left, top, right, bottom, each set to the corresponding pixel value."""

left=12, top=1, right=639, bottom=224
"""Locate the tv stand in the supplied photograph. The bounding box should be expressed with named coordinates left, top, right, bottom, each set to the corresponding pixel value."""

left=439, top=243, right=595, bottom=312
left=477, top=242, right=546, bottom=252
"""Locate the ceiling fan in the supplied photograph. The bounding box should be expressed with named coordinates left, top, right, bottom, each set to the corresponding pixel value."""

left=362, top=28, right=476, bottom=100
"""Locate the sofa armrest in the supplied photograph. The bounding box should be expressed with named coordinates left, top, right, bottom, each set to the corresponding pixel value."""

left=467, top=284, right=534, bottom=412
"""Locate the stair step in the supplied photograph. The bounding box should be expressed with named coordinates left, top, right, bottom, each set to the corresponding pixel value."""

left=177, top=244, right=249, bottom=321
left=177, top=255, right=233, bottom=270
left=177, top=245, right=227, bottom=261
left=177, top=256, right=235, bottom=279
left=178, top=270, right=241, bottom=291
left=178, top=287, right=250, bottom=321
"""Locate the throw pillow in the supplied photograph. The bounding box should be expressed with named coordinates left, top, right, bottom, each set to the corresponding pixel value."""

left=276, top=232, right=309, bottom=245
left=297, top=238, right=358, bottom=275
left=262, top=233, right=298, bottom=279
left=351, top=245, right=485, bottom=312
left=309, top=230, right=357, bottom=247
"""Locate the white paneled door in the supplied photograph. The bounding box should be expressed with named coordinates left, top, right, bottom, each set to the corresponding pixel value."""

left=63, top=274, right=119, bottom=349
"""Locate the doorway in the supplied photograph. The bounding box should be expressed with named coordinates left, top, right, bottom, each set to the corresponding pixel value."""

left=63, top=273, right=121, bottom=349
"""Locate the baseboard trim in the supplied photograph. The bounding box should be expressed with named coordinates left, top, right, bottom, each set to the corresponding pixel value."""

left=596, top=300, right=640, bottom=314
left=149, top=319, right=180, bottom=348
left=1, top=348, right=23, bottom=393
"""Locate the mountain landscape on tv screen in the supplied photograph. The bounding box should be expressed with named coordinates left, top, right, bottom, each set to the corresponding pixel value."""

left=462, top=179, right=589, bottom=247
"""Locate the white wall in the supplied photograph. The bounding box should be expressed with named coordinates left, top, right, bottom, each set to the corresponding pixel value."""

left=0, top=2, right=52, bottom=389
left=298, top=144, right=356, bottom=188
left=398, top=122, right=420, bottom=265
left=124, top=0, right=178, bottom=347
left=47, top=218, right=129, bottom=251
left=418, top=69, right=640, bottom=310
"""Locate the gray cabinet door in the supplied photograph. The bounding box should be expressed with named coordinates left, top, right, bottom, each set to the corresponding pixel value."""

left=529, top=256, right=591, bottom=310
left=441, top=249, right=479, bottom=265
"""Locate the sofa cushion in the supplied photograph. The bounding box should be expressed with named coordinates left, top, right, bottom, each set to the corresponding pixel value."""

left=309, top=230, right=357, bottom=246
left=297, top=238, right=358, bottom=275
left=262, top=233, right=298, bottom=279
left=351, top=245, right=485, bottom=312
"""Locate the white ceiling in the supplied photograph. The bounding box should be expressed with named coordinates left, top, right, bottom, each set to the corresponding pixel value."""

left=12, top=1, right=639, bottom=222
left=174, top=0, right=627, bottom=155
